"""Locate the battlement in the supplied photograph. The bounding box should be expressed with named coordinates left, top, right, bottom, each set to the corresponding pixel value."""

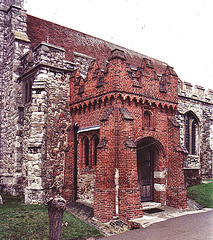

left=19, top=42, right=74, bottom=78
left=0, top=0, right=23, bottom=10
left=179, top=81, right=213, bottom=103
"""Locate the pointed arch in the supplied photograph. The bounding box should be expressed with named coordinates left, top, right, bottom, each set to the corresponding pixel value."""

left=184, top=111, right=199, bottom=155
left=144, top=111, right=151, bottom=128
left=136, top=137, right=166, bottom=202
left=92, top=134, right=99, bottom=166
left=25, top=82, right=28, bottom=103
left=136, top=137, right=166, bottom=157
left=184, top=111, right=200, bottom=123
left=82, top=136, right=89, bottom=167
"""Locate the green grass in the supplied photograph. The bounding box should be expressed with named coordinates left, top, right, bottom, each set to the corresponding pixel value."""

left=187, top=180, right=213, bottom=208
left=0, top=193, right=102, bottom=240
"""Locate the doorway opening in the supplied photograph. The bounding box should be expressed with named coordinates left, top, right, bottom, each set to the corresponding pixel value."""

left=137, top=137, right=166, bottom=203
left=137, top=146, right=154, bottom=201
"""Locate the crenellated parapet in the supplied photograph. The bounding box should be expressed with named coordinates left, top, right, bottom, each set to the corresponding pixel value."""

left=0, top=0, right=24, bottom=10
left=19, top=42, right=74, bottom=78
left=177, top=80, right=213, bottom=183
left=178, top=81, right=213, bottom=103
left=1, top=0, right=210, bottom=215
left=70, top=48, right=180, bottom=111
left=68, top=50, right=188, bottom=222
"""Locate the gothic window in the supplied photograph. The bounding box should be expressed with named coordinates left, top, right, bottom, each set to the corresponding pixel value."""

left=185, top=115, right=190, bottom=151
left=79, top=129, right=100, bottom=169
left=24, top=79, right=33, bottom=103
left=191, top=120, right=197, bottom=155
left=84, top=137, right=89, bottom=167
left=25, top=82, right=28, bottom=103
left=158, top=74, right=167, bottom=93
left=185, top=112, right=199, bottom=155
left=143, top=109, right=154, bottom=130
left=144, top=111, right=151, bottom=127
left=93, top=135, right=99, bottom=166
left=29, top=80, right=32, bottom=101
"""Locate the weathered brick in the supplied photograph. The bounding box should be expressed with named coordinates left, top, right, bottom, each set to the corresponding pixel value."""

left=0, top=0, right=212, bottom=225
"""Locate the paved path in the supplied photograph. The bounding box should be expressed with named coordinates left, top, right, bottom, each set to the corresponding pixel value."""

left=67, top=200, right=211, bottom=239
left=102, top=209, right=213, bottom=240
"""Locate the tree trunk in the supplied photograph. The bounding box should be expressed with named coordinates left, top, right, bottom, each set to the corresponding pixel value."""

left=46, top=195, right=67, bottom=240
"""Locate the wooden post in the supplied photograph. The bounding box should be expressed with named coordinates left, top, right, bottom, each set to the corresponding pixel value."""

left=46, top=195, right=67, bottom=240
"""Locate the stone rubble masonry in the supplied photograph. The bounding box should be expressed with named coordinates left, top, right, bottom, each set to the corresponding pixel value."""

left=0, top=1, right=31, bottom=195
left=0, top=0, right=211, bottom=225
left=177, top=82, right=213, bottom=185
left=20, top=42, right=74, bottom=203
left=0, top=0, right=24, bottom=9
left=0, top=0, right=74, bottom=203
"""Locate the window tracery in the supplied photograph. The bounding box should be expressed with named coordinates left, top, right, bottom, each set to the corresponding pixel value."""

left=185, top=111, right=199, bottom=155
left=80, top=133, right=99, bottom=169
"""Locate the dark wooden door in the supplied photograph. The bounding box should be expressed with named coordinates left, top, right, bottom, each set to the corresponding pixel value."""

left=137, top=148, right=154, bottom=201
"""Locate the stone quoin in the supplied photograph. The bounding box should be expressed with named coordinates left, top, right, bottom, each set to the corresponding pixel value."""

left=0, top=0, right=212, bottom=224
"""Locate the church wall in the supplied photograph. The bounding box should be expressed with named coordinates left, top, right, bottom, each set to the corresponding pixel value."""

left=177, top=82, right=213, bottom=185
left=0, top=0, right=75, bottom=202
left=0, top=2, right=30, bottom=195
left=71, top=102, right=105, bottom=206
left=0, top=1, right=211, bottom=224
left=18, top=42, right=73, bottom=203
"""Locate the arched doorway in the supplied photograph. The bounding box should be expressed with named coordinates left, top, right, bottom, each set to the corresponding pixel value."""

left=137, top=137, right=165, bottom=202
left=137, top=146, right=154, bottom=201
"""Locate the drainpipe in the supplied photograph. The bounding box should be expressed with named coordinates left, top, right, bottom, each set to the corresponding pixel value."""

left=73, top=123, right=79, bottom=201
left=114, top=107, right=119, bottom=218
left=115, top=168, right=119, bottom=217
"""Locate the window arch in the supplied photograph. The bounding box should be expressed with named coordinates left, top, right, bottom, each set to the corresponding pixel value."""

left=24, top=79, right=33, bottom=103
left=93, top=135, right=99, bottom=166
left=80, top=131, right=100, bottom=169
left=25, top=82, right=28, bottom=103
left=29, top=80, right=32, bottom=102
left=142, top=109, right=154, bottom=130
left=144, top=111, right=151, bottom=128
left=84, top=137, right=89, bottom=167
left=185, top=111, right=199, bottom=155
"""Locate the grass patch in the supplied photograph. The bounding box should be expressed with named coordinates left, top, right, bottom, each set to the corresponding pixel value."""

left=0, top=193, right=102, bottom=240
left=187, top=180, right=213, bottom=208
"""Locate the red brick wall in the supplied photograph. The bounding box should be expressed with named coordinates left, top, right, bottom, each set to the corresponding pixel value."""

left=64, top=49, right=187, bottom=223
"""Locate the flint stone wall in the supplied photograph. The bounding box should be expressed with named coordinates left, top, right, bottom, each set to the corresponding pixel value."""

left=177, top=82, right=213, bottom=182
left=77, top=169, right=95, bottom=206
left=0, top=0, right=212, bottom=206
left=19, top=42, right=74, bottom=203
left=0, top=3, right=30, bottom=194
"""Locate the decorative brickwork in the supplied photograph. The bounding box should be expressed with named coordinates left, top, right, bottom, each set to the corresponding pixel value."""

left=0, top=0, right=212, bottom=225
left=64, top=49, right=188, bottom=222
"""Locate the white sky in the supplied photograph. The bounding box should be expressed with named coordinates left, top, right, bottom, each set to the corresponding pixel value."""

left=24, top=0, right=213, bottom=90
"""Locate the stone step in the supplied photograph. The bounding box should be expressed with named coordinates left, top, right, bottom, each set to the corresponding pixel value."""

left=142, top=202, right=161, bottom=210
left=130, top=215, right=166, bottom=228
